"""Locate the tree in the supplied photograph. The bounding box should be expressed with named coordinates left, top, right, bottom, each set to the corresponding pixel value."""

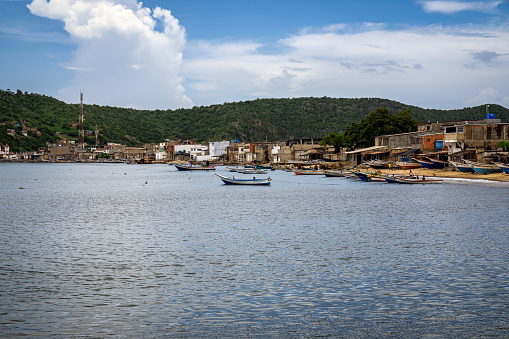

left=497, top=141, right=509, bottom=151
left=322, top=108, right=418, bottom=151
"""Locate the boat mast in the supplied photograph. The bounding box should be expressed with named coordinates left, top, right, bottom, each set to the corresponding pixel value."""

left=79, top=90, right=85, bottom=150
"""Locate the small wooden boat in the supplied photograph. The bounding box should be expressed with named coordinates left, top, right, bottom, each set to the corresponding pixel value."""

left=382, top=175, right=443, bottom=184
left=214, top=173, right=271, bottom=185
left=352, top=171, right=385, bottom=182
left=293, top=169, right=324, bottom=175
left=470, top=164, right=502, bottom=174
left=413, top=158, right=436, bottom=169
left=395, top=161, right=421, bottom=169
left=365, top=160, right=391, bottom=169
left=324, top=170, right=346, bottom=177
left=463, top=160, right=502, bottom=174
left=174, top=163, right=216, bottom=171
left=493, top=161, right=509, bottom=174
left=237, top=168, right=267, bottom=174
left=449, top=161, right=474, bottom=173
left=427, top=157, right=448, bottom=169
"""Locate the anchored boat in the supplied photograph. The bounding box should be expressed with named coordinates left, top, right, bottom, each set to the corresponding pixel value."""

left=214, top=173, right=272, bottom=185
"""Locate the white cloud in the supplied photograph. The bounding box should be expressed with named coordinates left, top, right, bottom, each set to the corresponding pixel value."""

left=464, top=87, right=499, bottom=106
left=182, top=22, right=509, bottom=109
left=28, top=0, right=192, bottom=109
left=419, top=1, right=503, bottom=14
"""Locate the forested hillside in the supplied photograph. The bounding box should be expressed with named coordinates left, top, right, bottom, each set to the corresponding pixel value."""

left=1, top=89, right=508, bottom=152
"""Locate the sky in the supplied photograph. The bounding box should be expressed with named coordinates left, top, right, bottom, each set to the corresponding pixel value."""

left=0, top=0, right=508, bottom=111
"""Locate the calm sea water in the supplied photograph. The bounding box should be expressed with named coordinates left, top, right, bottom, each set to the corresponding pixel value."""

left=1, top=163, right=508, bottom=338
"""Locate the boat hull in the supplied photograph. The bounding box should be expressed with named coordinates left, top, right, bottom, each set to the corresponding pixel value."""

left=382, top=175, right=443, bottom=184
left=471, top=165, right=502, bottom=174
left=174, top=164, right=216, bottom=171
left=293, top=170, right=324, bottom=175
left=395, top=162, right=422, bottom=169
left=414, top=159, right=436, bottom=169
left=493, top=162, right=509, bottom=174
left=427, top=158, right=448, bottom=169
left=324, top=170, right=345, bottom=177
left=450, top=161, right=474, bottom=173
left=214, top=173, right=271, bottom=185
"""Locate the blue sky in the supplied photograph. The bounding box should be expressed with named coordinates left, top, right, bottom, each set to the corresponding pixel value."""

left=1, top=0, right=508, bottom=111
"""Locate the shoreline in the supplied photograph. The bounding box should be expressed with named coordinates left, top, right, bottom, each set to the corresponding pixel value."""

left=376, top=167, right=509, bottom=182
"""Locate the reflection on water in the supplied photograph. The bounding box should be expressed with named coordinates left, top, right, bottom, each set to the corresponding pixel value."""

left=1, top=163, right=508, bottom=337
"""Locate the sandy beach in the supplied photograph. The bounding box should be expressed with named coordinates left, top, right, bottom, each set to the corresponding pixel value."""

left=375, top=167, right=509, bottom=182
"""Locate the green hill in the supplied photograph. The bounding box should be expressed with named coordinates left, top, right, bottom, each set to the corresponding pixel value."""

left=1, top=89, right=508, bottom=152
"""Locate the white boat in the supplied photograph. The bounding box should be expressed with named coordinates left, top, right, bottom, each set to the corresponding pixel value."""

left=382, top=174, right=443, bottom=184
left=173, top=163, right=215, bottom=171
left=293, top=169, right=324, bottom=175
left=324, top=170, right=346, bottom=177
left=214, top=173, right=271, bottom=185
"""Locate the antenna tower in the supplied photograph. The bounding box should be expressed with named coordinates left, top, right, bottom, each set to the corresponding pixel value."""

left=79, top=91, right=84, bottom=149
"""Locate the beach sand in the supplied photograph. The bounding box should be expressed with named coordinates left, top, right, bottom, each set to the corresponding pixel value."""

left=376, top=167, right=509, bottom=182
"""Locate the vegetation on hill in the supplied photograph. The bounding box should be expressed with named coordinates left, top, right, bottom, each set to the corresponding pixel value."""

left=1, top=89, right=508, bottom=152
left=321, top=108, right=418, bottom=151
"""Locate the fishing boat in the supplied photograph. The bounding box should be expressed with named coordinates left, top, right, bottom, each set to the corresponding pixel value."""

left=395, top=161, right=421, bottom=169
left=382, top=175, right=443, bottom=184
left=449, top=161, right=474, bottom=173
left=364, top=160, right=390, bottom=169
left=427, top=157, right=448, bottom=169
left=323, top=170, right=346, bottom=177
left=462, top=160, right=502, bottom=174
left=293, top=169, right=324, bottom=175
left=413, top=158, right=436, bottom=169
left=173, top=163, right=216, bottom=171
left=493, top=161, right=509, bottom=174
left=214, top=173, right=271, bottom=185
left=236, top=168, right=267, bottom=174
left=255, top=164, right=273, bottom=170
left=351, top=171, right=385, bottom=182
left=470, top=163, right=502, bottom=174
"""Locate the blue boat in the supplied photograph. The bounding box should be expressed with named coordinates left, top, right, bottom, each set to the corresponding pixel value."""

left=450, top=161, right=474, bottom=173
left=427, top=157, right=448, bottom=169
left=413, top=158, right=436, bottom=169
left=493, top=161, right=509, bottom=174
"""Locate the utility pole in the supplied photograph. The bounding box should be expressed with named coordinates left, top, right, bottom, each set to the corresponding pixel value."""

left=79, top=91, right=85, bottom=150
left=95, top=124, right=99, bottom=147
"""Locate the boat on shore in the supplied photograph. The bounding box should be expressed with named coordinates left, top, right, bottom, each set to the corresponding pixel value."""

left=427, top=157, right=448, bottom=169
left=450, top=161, right=474, bottom=173
left=214, top=173, right=271, bottom=185
left=364, top=160, right=391, bottom=169
left=413, top=158, right=436, bottom=169
left=395, top=161, right=421, bottom=169
left=173, top=163, right=216, bottom=171
left=293, top=169, right=324, bottom=175
left=493, top=161, right=509, bottom=174
left=464, top=160, right=502, bottom=174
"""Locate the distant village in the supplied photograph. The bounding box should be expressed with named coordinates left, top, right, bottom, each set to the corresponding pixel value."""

left=1, top=114, right=508, bottom=166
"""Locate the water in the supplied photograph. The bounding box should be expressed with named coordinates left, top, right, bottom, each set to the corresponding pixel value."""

left=1, top=163, right=508, bottom=338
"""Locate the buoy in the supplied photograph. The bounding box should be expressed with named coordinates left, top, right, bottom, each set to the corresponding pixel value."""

left=19, top=187, right=23, bottom=189
left=145, top=181, right=148, bottom=184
